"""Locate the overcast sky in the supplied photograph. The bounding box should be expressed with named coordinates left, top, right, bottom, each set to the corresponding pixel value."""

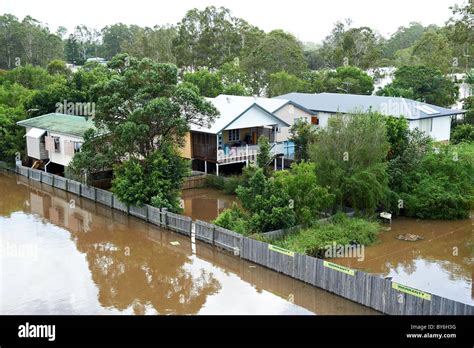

left=1, top=0, right=466, bottom=42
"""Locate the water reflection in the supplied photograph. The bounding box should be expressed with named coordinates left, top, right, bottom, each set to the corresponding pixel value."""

left=0, top=173, right=377, bottom=315
left=181, top=188, right=236, bottom=222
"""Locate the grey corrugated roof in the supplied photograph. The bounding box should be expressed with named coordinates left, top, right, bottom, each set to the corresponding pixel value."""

left=275, top=92, right=465, bottom=120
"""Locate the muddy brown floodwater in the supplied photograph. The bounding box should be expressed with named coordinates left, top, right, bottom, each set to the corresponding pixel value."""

left=181, top=188, right=237, bottom=222
left=0, top=173, right=377, bottom=315
left=182, top=188, right=473, bottom=306
left=328, top=218, right=473, bottom=306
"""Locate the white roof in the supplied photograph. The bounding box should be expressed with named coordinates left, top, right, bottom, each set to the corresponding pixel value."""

left=214, top=95, right=290, bottom=113
left=25, top=127, right=46, bottom=139
left=190, top=95, right=290, bottom=135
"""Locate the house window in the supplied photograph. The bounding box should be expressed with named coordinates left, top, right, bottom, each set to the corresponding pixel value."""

left=311, top=116, right=319, bottom=125
left=228, top=129, right=240, bottom=142
left=419, top=118, right=433, bottom=134
left=53, top=137, right=61, bottom=153
left=289, top=105, right=294, bottom=114
left=74, top=142, right=82, bottom=153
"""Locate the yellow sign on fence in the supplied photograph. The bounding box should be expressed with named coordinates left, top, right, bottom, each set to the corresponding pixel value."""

left=268, top=245, right=294, bottom=257
left=392, top=282, right=432, bottom=301
left=323, top=261, right=355, bottom=276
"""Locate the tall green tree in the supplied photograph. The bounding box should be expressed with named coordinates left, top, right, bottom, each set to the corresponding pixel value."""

left=173, top=6, right=249, bottom=70
left=410, top=31, right=453, bottom=73
left=183, top=69, right=224, bottom=97
left=319, top=20, right=383, bottom=70
left=378, top=65, right=458, bottom=106
left=268, top=71, right=306, bottom=97
left=310, top=113, right=390, bottom=214
left=70, top=55, right=218, bottom=210
left=241, top=30, right=307, bottom=94
left=256, top=135, right=272, bottom=176
left=383, top=22, right=426, bottom=59
left=289, top=120, right=318, bottom=162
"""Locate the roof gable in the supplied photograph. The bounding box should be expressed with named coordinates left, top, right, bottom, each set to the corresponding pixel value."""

left=190, top=98, right=290, bottom=134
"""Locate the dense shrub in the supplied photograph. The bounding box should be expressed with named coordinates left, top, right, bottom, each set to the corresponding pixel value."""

left=273, top=161, right=334, bottom=225
left=236, top=168, right=296, bottom=233
left=212, top=203, right=249, bottom=235
left=451, top=124, right=474, bottom=144
left=205, top=175, right=226, bottom=190
left=399, top=145, right=474, bottom=219
left=272, top=214, right=380, bottom=257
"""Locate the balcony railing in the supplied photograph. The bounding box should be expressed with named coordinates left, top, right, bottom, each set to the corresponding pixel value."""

left=216, top=142, right=296, bottom=165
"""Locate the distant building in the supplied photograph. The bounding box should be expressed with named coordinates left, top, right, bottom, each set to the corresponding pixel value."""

left=276, top=92, right=466, bottom=142
left=86, top=57, right=108, bottom=65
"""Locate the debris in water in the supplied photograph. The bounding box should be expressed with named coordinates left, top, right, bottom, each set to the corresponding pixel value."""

left=396, top=233, right=424, bottom=242
left=170, top=241, right=180, bottom=246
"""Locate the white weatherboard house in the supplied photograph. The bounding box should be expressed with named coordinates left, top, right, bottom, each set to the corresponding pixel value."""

left=276, top=92, right=466, bottom=142
left=182, top=95, right=314, bottom=175
left=17, top=113, right=94, bottom=173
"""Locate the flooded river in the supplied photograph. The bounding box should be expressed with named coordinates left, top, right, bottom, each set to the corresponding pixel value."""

left=182, top=188, right=473, bottom=306
left=181, top=188, right=236, bottom=222
left=0, top=173, right=377, bottom=315
left=330, top=217, right=473, bottom=305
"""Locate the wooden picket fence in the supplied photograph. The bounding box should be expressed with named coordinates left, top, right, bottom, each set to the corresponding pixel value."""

left=6, top=164, right=474, bottom=316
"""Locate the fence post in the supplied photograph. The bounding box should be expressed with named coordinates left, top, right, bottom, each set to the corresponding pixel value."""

left=161, top=208, right=168, bottom=228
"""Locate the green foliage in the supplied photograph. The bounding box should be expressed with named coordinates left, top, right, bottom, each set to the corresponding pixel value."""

left=273, top=162, right=334, bottom=226
left=318, top=21, right=383, bottom=70
left=461, top=96, right=474, bottom=125
left=384, top=116, right=409, bottom=160
left=233, top=168, right=296, bottom=233
left=256, top=135, right=272, bottom=176
left=289, top=120, right=318, bottom=162
left=272, top=214, right=380, bottom=257
left=387, top=128, right=432, bottom=194
left=222, top=175, right=245, bottom=194
left=205, top=175, right=226, bottom=190
left=183, top=69, right=224, bottom=97
left=0, top=14, right=64, bottom=69
left=325, top=66, right=374, bottom=94
left=70, top=56, right=217, bottom=208
left=112, top=143, right=190, bottom=211
left=451, top=124, right=474, bottom=144
left=310, top=113, right=390, bottom=214
left=47, top=60, right=70, bottom=76
left=383, top=22, right=426, bottom=59
left=212, top=203, right=249, bottom=235
left=3, top=64, right=62, bottom=90
left=300, top=66, right=374, bottom=95
left=0, top=83, right=32, bottom=160
left=268, top=71, right=306, bottom=97
left=399, top=145, right=474, bottom=219
left=241, top=30, right=307, bottom=94
left=379, top=65, right=458, bottom=107
left=410, top=31, right=453, bottom=73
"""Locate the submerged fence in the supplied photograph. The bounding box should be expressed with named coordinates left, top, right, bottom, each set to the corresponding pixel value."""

left=5, top=163, right=474, bottom=316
